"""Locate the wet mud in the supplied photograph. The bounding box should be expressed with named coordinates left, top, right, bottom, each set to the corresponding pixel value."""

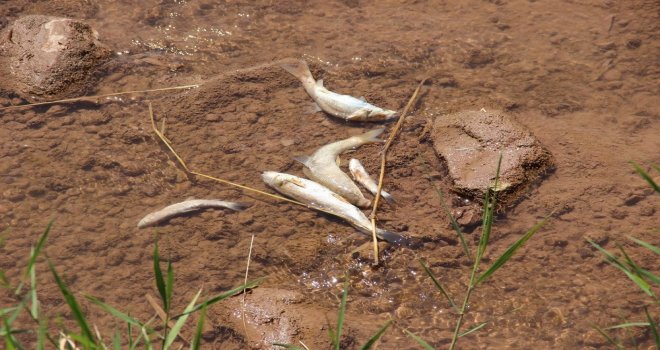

left=1, top=0, right=659, bottom=349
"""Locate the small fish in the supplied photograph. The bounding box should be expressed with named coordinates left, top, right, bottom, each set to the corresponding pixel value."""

left=280, top=59, right=399, bottom=122
left=295, top=128, right=384, bottom=208
left=348, top=158, right=396, bottom=204
left=138, top=199, right=247, bottom=228
left=261, top=171, right=406, bottom=245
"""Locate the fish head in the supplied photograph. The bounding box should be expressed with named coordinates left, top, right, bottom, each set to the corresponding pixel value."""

left=369, top=108, right=399, bottom=121
left=262, top=171, right=286, bottom=188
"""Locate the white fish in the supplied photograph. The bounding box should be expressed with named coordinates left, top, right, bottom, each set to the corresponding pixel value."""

left=348, top=158, right=396, bottom=204
left=295, top=128, right=384, bottom=208
left=262, top=171, right=406, bottom=245
left=280, top=59, right=399, bottom=122
left=138, top=199, right=247, bottom=228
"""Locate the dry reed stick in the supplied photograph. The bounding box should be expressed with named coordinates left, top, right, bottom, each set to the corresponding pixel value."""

left=241, top=234, right=255, bottom=343
left=0, top=85, right=200, bottom=111
left=368, top=79, right=427, bottom=265
left=147, top=102, right=346, bottom=217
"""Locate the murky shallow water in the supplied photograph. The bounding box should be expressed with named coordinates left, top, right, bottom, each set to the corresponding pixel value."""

left=1, top=0, right=658, bottom=349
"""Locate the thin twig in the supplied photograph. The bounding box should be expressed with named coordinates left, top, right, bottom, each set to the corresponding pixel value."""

left=242, top=234, right=255, bottom=343
left=0, top=85, right=200, bottom=111
left=368, top=79, right=427, bottom=265
left=148, top=102, right=341, bottom=214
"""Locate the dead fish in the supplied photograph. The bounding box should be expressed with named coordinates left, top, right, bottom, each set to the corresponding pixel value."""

left=348, top=158, right=395, bottom=204
left=138, top=199, right=247, bottom=228
left=261, top=171, right=406, bottom=245
left=295, top=128, right=384, bottom=208
left=280, top=59, right=399, bottom=122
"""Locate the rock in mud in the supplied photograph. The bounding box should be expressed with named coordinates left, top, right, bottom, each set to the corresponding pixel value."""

left=0, top=15, right=112, bottom=98
left=431, top=109, right=553, bottom=206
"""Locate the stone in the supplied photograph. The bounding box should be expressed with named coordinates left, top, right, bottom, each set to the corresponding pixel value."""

left=431, top=109, right=553, bottom=205
left=0, top=15, right=112, bottom=98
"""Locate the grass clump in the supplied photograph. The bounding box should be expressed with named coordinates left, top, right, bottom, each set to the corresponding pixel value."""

left=588, top=162, right=659, bottom=349
left=0, top=221, right=260, bottom=349
left=408, top=155, right=550, bottom=349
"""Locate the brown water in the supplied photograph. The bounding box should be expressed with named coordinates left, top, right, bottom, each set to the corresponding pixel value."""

left=1, top=0, right=659, bottom=349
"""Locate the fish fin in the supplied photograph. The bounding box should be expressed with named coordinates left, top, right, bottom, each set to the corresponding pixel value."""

left=285, top=177, right=307, bottom=188
left=361, top=127, right=386, bottom=143
left=359, top=96, right=367, bottom=102
left=376, top=229, right=408, bottom=246
left=226, top=202, right=251, bottom=211
left=293, top=155, right=311, bottom=167
left=316, top=79, right=324, bottom=88
left=304, top=102, right=323, bottom=114
left=345, top=108, right=370, bottom=121
left=279, top=59, right=313, bottom=81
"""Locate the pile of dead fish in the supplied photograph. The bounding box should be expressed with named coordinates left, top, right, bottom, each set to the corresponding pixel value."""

left=139, top=59, right=405, bottom=245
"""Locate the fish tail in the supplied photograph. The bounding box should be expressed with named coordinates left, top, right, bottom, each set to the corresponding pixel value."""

left=226, top=202, right=251, bottom=211
left=280, top=60, right=316, bottom=91
left=381, top=190, right=396, bottom=205
left=376, top=229, right=408, bottom=246
left=361, top=128, right=386, bottom=143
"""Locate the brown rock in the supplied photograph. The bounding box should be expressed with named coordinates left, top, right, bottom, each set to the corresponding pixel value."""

left=431, top=109, right=553, bottom=206
left=0, top=15, right=112, bottom=98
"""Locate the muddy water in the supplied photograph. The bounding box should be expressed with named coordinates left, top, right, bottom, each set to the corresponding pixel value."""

left=1, top=0, right=659, bottom=349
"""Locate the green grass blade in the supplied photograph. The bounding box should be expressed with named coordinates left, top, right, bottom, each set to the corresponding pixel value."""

left=112, top=330, right=121, bottom=350
left=433, top=187, right=471, bottom=259
left=29, top=255, right=38, bottom=319
left=142, top=327, right=153, bottom=350
left=646, top=307, right=659, bottom=348
left=273, top=344, right=305, bottom=350
left=36, top=316, right=47, bottom=350
left=190, top=304, right=207, bottom=350
left=181, top=278, right=262, bottom=316
left=628, top=236, right=660, bottom=255
left=418, top=259, right=457, bottom=311
left=25, top=220, right=53, bottom=278
left=604, top=322, right=650, bottom=330
left=402, top=329, right=434, bottom=350
left=476, top=155, right=502, bottom=263
left=631, top=162, right=659, bottom=193
left=617, top=244, right=660, bottom=285
left=48, top=259, right=96, bottom=345
left=588, top=240, right=655, bottom=298
left=153, top=241, right=169, bottom=313
left=476, top=216, right=548, bottom=285
left=66, top=332, right=98, bottom=349
left=458, top=322, right=487, bottom=338
left=358, top=319, right=393, bottom=350
left=0, top=270, right=9, bottom=289
left=85, top=295, right=145, bottom=328
left=166, top=261, right=174, bottom=313
left=0, top=307, right=17, bottom=318
left=3, top=317, right=22, bottom=350
left=592, top=325, right=624, bottom=350
left=164, top=289, right=202, bottom=349
left=333, top=277, right=349, bottom=350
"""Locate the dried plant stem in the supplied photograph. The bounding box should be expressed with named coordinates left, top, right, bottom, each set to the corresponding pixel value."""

left=147, top=102, right=307, bottom=208
left=368, top=79, right=427, bottom=265
left=145, top=293, right=190, bottom=346
left=242, top=234, right=255, bottom=342
left=0, top=84, right=200, bottom=111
